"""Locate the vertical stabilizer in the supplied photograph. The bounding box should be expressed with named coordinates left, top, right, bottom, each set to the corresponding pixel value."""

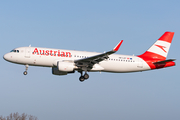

left=139, top=32, right=174, bottom=60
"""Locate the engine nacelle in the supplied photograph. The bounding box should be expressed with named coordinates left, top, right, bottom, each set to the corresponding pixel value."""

left=57, top=61, right=75, bottom=72
left=52, top=67, right=75, bottom=76
left=52, top=67, right=67, bottom=75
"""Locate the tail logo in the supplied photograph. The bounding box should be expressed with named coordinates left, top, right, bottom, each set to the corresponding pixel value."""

left=155, top=45, right=167, bottom=53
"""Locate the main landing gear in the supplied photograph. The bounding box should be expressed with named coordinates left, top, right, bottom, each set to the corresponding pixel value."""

left=23, top=64, right=29, bottom=75
left=79, top=71, right=89, bottom=82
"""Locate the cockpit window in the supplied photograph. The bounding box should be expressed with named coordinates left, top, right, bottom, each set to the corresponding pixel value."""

left=10, top=49, right=19, bottom=53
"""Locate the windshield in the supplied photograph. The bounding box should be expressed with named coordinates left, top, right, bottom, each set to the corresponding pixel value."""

left=10, top=50, right=19, bottom=53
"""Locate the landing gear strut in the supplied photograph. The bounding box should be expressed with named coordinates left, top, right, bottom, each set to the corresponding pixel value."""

left=23, top=64, right=29, bottom=75
left=79, top=71, right=89, bottom=82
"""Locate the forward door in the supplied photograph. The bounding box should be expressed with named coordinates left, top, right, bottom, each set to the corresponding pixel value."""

left=25, top=47, right=31, bottom=58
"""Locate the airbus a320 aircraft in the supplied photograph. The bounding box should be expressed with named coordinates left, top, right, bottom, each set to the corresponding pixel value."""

left=3, top=32, right=175, bottom=82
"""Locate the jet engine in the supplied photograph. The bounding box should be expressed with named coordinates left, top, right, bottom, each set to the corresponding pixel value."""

left=52, top=67, right=75, bottom=76
left=52, top=67, right=67, bottom=75
left=57, top=61, right=75, bottom=72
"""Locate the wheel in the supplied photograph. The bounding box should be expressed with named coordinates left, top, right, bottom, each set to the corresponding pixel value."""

left=23, top=71, right=27, bottom=75
left=84, top=73, right=89, bottom=79
left=79, top=76, right=85, bottom=82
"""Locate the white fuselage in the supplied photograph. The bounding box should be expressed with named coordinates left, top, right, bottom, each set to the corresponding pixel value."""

left=4, top=47, right=151, bottom=73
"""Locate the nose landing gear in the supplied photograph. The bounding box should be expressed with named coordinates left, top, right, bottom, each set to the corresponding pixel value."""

left=23, top=64, right=29, bottom=75
left=79, top=71, right=89, bottom=82
left=23, top=71, right=27, bottom=75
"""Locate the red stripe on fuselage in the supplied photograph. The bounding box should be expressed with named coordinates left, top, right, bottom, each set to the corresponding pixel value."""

left=138, top=51, right=175, bottom=69
left=138, top=51, right=166, bottom=69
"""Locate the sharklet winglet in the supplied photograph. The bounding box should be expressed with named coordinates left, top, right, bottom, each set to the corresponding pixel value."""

left=113, top=40, right=123, bottom=52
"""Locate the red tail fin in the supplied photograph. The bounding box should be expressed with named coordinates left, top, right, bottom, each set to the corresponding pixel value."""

left=138, top=32, right=174, bottom=60
left=138, top=32, right=175, bottom=69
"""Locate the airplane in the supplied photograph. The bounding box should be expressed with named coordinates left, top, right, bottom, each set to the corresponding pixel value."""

left=3, top=32, right=176, bottom=82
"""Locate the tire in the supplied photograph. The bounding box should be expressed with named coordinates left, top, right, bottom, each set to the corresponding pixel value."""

left=79, top=76, right=85, bottom=82
left=84, top=73, right=89, bottom=79
left=23, top=71, right=27, bottom=75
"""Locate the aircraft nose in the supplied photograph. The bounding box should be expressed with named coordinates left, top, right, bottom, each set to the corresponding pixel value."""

left=3, top=53, right=11, bottom=61
left=3, top=54, right=8, bottom=60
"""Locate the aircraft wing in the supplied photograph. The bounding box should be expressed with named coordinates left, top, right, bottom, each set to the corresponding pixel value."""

left=74, top=40, right=123, bottom=67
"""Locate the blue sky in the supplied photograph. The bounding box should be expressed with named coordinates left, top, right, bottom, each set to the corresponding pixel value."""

left=0, top=0, right=180, bottom=120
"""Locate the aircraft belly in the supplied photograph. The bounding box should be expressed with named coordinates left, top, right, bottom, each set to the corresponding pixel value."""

left=100, top=60, right=151, bottom=73
left=33, top=56, right=56, bottom=67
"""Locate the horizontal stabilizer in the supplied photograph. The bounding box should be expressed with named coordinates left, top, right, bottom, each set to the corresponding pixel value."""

left=153, top=59, right=176, bottom=64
